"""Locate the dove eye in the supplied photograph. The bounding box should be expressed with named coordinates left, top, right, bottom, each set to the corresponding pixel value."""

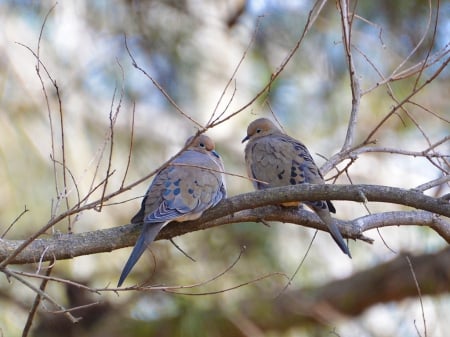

left=199, top=142, right=205, bottom=148
left=256, top=129, right=262, bottom=133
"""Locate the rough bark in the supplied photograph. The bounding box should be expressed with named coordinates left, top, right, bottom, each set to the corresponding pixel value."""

left=1, top=184, right=449, bottom=265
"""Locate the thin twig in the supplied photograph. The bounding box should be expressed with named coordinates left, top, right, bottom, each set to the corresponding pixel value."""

left=121, top=101, right=136, bottom=188
left=412, top=0, right=438, bottom=92
left=165, top=272, right=288, bottom=296
left=207, top=16, right=262, bottom=125
left=277, top=230, right=317, bottom=296
left=391, top=0, right=433, bottom=80
left=1, top=206, right=29, bottom=238
left=51, top=158, right=81, bottom=212
left=97, top=71, right=124, bottom=212
left=405, top=256, right=427, bottom=337
left=338, top=0, right=361, bottom=151
left=363, top=55, right=450, bottom=143
left=114, top=246, right=248, bottom=291
left=415, top=175, right=450, bottom=193
left=208, top=0, right=329, bottom=129
left=22, top=262, right=54, bottom=337
left=4, top=268, right=80, bottom=323
left=361, top=45, right=449, bottom=95
left=169, top=238, right=196, bottom=262
left=124, top=35, right=203, bottom=129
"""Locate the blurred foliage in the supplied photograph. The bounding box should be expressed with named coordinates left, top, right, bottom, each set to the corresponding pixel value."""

left=0, top=0, right=449, bottom=336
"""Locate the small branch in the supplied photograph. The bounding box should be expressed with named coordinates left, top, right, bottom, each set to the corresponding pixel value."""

left=97, top=75, right=124, bottom=212
left=390, top=0, right=433, bottom=81
left=405, top=256, right=427, bottom=337
left=208, top=0, right=329, bottom=128
left=363, top=54, right=450, bottom=144
left=207, top=15, right=260, bottom=126
left=321, top=134, right=449, bottom=176
left=415, top=175, right=450, bottom=192
left=22, top=263, right=54, bottom=337
left=337, top=0, right=361, bottom=151
left=354, top=210, right=450, bottom=243
left=124, top=35, right=203, bottom=129
left=121, top=101, right=136, bottom=188
left=3, top=268, right=81, bottom=323
left=1, top=205, right=29, bottom=238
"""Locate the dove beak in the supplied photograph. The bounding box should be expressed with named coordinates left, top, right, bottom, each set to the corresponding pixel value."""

left=241, top=135, right=250, bottom=143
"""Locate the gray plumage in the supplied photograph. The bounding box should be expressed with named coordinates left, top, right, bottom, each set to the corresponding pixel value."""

left=118, top=135, right=227, bottom=286
left=242, top=118, right=351, bottom=257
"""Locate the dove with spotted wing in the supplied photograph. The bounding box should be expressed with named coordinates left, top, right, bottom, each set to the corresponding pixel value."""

left=242, top=118, right=351, bottom=257
left=118, top=134, right=227, bottom=287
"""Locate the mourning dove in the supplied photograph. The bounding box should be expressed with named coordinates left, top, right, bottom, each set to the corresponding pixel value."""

left=118, top=134, right=227, bottom=286
left=242, top=118, right=351, bottom=257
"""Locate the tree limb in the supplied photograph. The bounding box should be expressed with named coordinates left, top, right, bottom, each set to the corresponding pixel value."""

left=1, top=184, right=449, bottom=265
left=238, top=246, right=450, bottom=330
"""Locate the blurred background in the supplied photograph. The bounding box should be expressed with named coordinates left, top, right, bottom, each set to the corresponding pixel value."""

left=0, top=0, right=449, bottom=336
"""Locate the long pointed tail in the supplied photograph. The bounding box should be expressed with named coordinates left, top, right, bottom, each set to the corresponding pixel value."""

left=117, top=222, right=165, bottom=287
left=315, top=207, right=351, bottom=258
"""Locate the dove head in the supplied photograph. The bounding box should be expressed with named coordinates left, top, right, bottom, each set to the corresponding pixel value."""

left=242, top=118, right=281, bottom=143
left=185, top=134, right=215, bottom=151
left=185, top=134, right=221, bottom=158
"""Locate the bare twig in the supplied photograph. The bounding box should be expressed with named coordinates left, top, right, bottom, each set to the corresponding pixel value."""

left=415, top=175, right=450, bottom=193
left=208, top=0, right=329, bottom=129
left=121, top=101, right=136, bottom=188
left=4, top=268, right=80, bottom=323
left=337, top=0, right=361, bottom=151
left=115, top=246, right=248, bottom=291
left=391, top=0, right=433, bottom=80
left=207, top=16, right=261, bottom=125
left=278, top=230, right=317, bottom=295
left=12, top=271, right=100, bottom=293
left=22, top=262, right=54, bottom=337
left=363, top=54, right=450, bottom=144
left=38, top=4, right=71, bottom=230
left=1, top=206, right=29, bottom=239
left=169, top=238, right=196, bottom=262
left=405, top=256, right=427, bottom=337
left=361, top=45, right=449, bottom=95
left=35, top=4, right=60, bottom=203
left=97, top=71, right=124, bottom=212
left=124, top=35, right=203, bottom=129
left=164, top=272, right=288, bottom=296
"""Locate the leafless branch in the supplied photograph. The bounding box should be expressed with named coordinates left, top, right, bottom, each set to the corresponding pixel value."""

left=124, top=35, right=203, bottom=129
left=338, top=0, right=361, bottom=151
left=1, top=206, right=29, bottom=239
left=3, top=268, right=80, bottom=323
left=22, top=263, right=54, bottom=337
left=1, top=184, right=450, bottom=266
left=208, top=0, right=329, bottom=129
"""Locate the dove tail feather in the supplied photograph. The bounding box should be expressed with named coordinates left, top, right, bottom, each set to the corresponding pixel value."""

left=117, top=222, right=165, bottom=287
left=314, top=207, right=351, bottom=258
left=326, top=200, right=336, bottom=213
left=327, top=221, right=352, bottom=258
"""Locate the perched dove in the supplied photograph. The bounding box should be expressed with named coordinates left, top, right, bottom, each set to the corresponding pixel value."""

left=242, top=118, right=351, bottom=257
left=118, top=134, right=227, bottom=287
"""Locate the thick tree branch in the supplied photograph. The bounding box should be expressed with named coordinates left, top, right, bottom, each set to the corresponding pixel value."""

left=0, top=184, right=449, bottom=265
left=238, top=246, right=450, bottom=330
